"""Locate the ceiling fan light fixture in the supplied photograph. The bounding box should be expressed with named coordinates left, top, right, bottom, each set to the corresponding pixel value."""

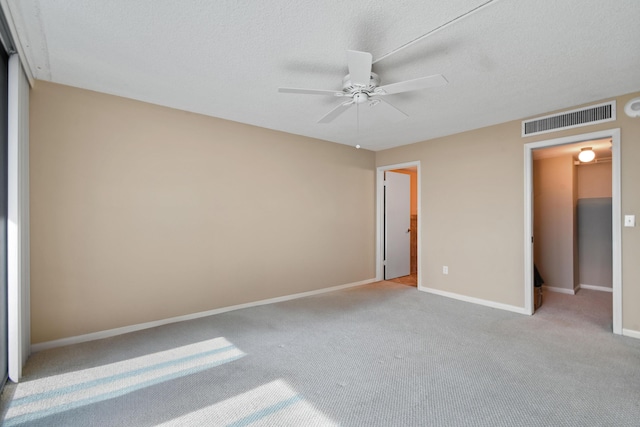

left=578, top=147, right=595, bottom=162
left=353, top=92, right=369, bottom=104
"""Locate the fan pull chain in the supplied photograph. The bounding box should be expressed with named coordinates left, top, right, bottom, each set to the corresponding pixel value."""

left=356, top=101, right=360, bottom=137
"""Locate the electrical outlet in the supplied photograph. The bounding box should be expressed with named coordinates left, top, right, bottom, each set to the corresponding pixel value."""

left=443, top=266, right=448, bottom=275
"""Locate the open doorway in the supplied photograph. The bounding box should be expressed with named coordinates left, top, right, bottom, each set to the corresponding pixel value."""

left=376, top=162, right=420, bottom=288
left=524, top=129, right=621, bottom=334
left=532, top=139, right=613, bottom=323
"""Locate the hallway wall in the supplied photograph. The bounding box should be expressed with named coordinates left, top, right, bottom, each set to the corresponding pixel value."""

left=533, top=155, right=577, bottom=292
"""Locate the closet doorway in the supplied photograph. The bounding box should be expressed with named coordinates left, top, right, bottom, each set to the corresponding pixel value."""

left=524, top=129, right=621, bottom=334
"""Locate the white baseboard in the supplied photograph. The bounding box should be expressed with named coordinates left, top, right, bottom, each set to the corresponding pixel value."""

left=542, top=285, right=576, bottom=295
left=31, top=278, right=377, bottom=353
left=579, top=284, right=613, bottom=293
left=418, top=285, right=529, bottom=315
left=622, top=329, right=640, bottom=340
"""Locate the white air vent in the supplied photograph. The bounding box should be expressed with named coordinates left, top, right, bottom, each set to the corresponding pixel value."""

left=522, top=101, right=616, bottom=137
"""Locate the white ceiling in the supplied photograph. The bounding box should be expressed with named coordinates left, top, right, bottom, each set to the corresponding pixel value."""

left=4, top=0, right=640, bottom=151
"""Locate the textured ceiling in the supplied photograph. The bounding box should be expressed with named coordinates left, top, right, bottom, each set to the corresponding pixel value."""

left=4, top=0, right=640, bottom=151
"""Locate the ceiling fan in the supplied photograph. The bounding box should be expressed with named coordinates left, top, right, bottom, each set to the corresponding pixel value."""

left=278, top=49, right=448, bottom=124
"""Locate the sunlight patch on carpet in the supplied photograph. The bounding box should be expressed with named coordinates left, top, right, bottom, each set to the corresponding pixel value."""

left=157, top=379, right=338, bottom=427
left=2, top=337, right=245, bottom=426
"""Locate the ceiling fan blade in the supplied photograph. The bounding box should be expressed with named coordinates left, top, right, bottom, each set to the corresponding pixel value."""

left=374, top=98, right=408, bottom=122
left=278, top=87, right=344, bottom=96
left=346, top=50, right=373, bottom=87
left=378, top=74, right=448, bottom=95
left=318, top=101, right=354, bottom=124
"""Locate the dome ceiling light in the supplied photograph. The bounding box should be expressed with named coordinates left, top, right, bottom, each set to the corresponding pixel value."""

left=578, top=147, right=596, bottom=163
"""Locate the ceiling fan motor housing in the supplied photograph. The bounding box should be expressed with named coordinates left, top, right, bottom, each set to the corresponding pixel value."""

left=342, top=72, right=381, bottom=95
left=278, top=49, right=447, bottom=124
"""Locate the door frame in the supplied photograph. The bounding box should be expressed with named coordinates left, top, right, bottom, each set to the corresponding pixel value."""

left=376, top=161, right=421, bottom=286
left=523, top=128, right=621, bottom=334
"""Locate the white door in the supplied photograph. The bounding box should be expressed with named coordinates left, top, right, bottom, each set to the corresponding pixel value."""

left=385, top=171, right=411, bottom=279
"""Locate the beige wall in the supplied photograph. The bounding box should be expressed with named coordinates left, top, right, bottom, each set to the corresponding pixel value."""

left=377, top=123, right=525, bottom=306
left=30, top=81, right=376, bottom=343
left=578, top=162, right=612, bottom=199
left=533, top=156, right=576, bottom=291
left=376, top=91, right=640, bottom=333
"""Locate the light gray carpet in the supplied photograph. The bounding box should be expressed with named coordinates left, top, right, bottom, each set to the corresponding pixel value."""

left=1, top=283, right=639, bottom=426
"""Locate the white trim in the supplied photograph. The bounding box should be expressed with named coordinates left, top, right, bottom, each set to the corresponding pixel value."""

left=524, top=128, right=622, bottom=334
left=622, top=329, right=640, bottom=340
left=31, top=278, right=377, bottom=352
left=375, top=169, right=384, bottom=281
left=524, top=147, right=534, bottom=314
left=0, top=0, right=35, bottom=85
left=7, top=54, right=30, bottom=382
left=579, top=284, right=613, bottom=293
left=418, top=286, right=529, bottom=315
left=543, top=285, right=576, bottom=295
left=376, top=161, right=421, bottom=286
left=611, top=131, right=622, bottom=334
